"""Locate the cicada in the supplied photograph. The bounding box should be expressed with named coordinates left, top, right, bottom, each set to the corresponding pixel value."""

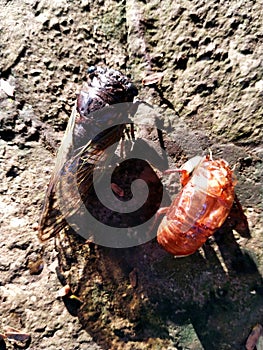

left=38, top=66, right=138, bottom=241
left=157, top=154, right=249, bottom=256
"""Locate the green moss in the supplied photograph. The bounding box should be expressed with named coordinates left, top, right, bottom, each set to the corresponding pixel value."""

left=178, top=323, right=201, bottom=346
left=101, top=3, right=126, bottom=41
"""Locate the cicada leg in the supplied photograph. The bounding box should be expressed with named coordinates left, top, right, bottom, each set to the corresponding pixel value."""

left=162, top=168, right=191, bottom=187
left=162, top=155, right=204, bottom=187
left=123, top=123, right=135, bottom=140
left=146, top=206, right=170, bottom=239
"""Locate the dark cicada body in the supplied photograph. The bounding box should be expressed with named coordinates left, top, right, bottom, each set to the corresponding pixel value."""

left=38, top=66, right=138, bottom=241
left=74, top=66, right=138, bottom=147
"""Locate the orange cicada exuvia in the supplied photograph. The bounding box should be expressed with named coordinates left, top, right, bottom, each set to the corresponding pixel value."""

left=157, top=154, right=248, bottom=256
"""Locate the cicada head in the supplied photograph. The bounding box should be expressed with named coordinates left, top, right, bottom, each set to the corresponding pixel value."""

left=179, top=155, right=203, bottom=186
left=76, top=66, right=138, bottom=120
left=86, top=66, right=138, bottom=102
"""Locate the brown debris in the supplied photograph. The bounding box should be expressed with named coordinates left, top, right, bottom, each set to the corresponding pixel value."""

left=246, top=324, right=263, bottom=350
left=142, top=72, right=164, bottom=86
left=129, top=268, right=138, bottom=288
left=2, top=326, right=31, bottom=348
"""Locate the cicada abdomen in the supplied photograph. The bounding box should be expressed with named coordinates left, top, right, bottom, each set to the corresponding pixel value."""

left=38, top=66, right=138, bottom=241
left=157, top=155, right=236, bottom=256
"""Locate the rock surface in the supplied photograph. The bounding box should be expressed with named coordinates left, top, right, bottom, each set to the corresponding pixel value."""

left=0, top=0, right=262, bottom=349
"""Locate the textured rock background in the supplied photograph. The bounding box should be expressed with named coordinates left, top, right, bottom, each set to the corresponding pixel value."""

left=0, top=0, right=262, bottom=349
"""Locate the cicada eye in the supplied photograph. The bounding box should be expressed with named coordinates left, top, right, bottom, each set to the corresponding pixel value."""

left=87, top=66, right=97, bottom=74
left=127, top=82, right=138, bottom=97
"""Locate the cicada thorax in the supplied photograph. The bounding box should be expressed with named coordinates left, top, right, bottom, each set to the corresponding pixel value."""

left=157, top=155, right=236, bottom=256
left=38, top=66, right=138, bottom=241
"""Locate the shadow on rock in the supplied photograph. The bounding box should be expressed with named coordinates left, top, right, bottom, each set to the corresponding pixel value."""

left=55, top=221, right=262, bottom=349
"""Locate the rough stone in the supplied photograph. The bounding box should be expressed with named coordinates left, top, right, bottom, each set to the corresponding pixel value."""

left=0, top=0, right=262, bottom=349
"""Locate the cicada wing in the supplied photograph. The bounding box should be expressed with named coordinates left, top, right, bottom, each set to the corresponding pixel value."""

left=38, top=105, right=78, bottom=241
left=38, top=162, right=87, bottom=242
left=38, top=190, right=69, bottom=241
left=38, top=118, right=125, bottom=241
left=62, top=125, right=126, bottom=223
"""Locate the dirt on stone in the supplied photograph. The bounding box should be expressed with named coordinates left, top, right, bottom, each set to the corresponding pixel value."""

left=0, top=0, right=262, bottom=349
